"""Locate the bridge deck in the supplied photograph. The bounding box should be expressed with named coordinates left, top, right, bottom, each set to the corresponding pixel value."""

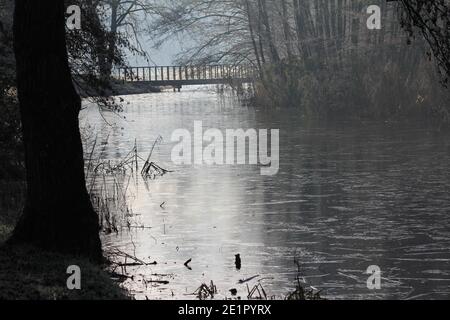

left=116, top=65, right=255, bottom=87
left=129, top=78, right=253, bottom=87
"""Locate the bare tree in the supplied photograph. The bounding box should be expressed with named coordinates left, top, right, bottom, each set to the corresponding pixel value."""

left=147, top=0, right=448, bottom=118
left=98, top=0, right=156, bottom=76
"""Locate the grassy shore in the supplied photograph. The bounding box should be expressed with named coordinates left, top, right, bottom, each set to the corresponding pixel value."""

left=0, top=181, right=129, bottom=300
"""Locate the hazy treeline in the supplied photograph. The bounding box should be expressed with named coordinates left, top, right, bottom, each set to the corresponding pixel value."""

left=149, top=0, right=449, bottom=120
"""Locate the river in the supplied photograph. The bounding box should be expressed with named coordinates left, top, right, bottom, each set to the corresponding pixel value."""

left=80, top=85, right=450, bottom=300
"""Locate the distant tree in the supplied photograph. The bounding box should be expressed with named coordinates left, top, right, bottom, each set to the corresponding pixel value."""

left=9, top=0, right=102, bottom=261
left=148, top=0, right=257, bottom=65
left=94, top=0, right=155, bottom=77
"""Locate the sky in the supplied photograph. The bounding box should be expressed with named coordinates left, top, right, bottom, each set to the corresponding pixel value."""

left=126, top=35, right=186, bottom=66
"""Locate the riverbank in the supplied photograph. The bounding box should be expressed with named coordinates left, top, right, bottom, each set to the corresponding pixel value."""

left=0, top=182, right=130, bottom=300
left=78, top=79, right=162, bottom=98
left=0, top=243, right=129, bottom=300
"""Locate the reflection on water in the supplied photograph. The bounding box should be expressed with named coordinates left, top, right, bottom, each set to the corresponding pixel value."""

left=80, top=86, right=450, bottom=300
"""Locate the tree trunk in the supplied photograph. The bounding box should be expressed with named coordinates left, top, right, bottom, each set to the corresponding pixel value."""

left=104, top=0, right=119, bottom=78
left=244, top=0, right=263, bottom=75
left=293, top=0, right=309, bottom=61
left=256, top=1, right=267, bottom=65
left=258, top=0, right=280, bottom=63
left=10, top=0, right=102, bottom=262
left=281, top=0, right=294, bottom=61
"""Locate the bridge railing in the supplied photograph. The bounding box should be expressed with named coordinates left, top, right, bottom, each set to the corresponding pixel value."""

left=114, top=65, right=256, bottom=83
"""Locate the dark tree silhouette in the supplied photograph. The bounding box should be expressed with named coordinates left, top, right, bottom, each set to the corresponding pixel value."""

left=397, top=0, right=450, bottom=86
left=9, top=0, right=102, bottom=261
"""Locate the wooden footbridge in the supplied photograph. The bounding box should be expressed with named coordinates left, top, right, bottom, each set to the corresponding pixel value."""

left=116, top=65, right=256, bottom=91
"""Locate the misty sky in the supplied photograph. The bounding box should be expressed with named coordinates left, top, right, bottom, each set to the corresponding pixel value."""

left=127, top=36, right=186, bottom=66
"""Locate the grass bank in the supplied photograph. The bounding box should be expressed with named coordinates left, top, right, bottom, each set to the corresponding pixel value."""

left=0, top=181, right=130, bottom=300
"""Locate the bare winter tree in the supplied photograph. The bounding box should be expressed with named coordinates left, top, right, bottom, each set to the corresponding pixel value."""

left=97, top=0, right=156, bottom=77
left=148, top=0, right=448, bottom=118
left=149, top=0, right=257, bottom=65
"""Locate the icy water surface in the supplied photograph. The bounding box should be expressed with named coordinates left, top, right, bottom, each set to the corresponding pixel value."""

left=81, top=86, right=450, bottom=300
